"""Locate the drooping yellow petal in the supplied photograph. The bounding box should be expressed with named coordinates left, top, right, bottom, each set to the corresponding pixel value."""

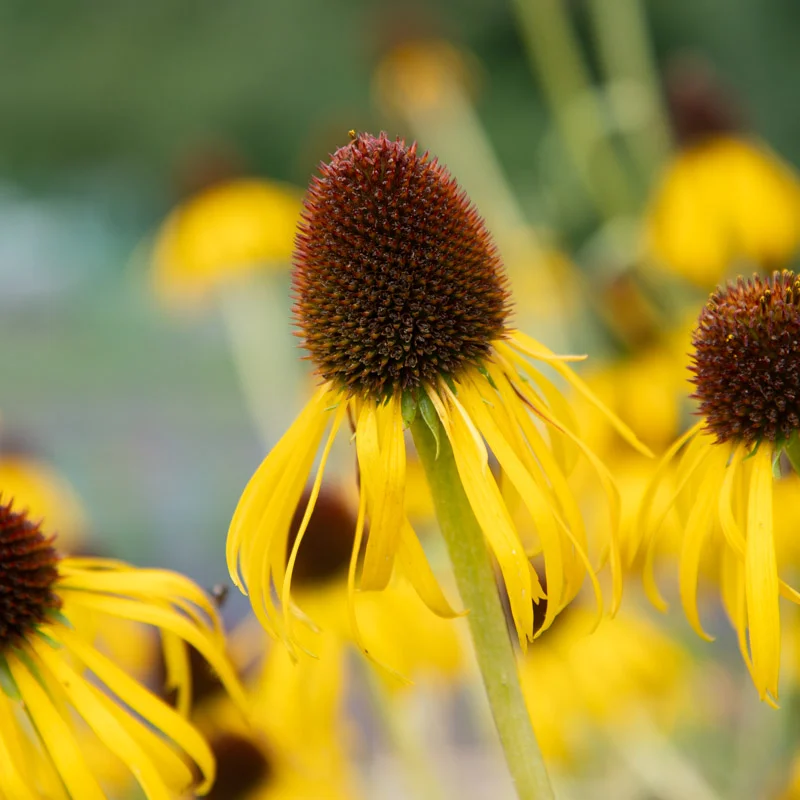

left=227, top=382, right=334, bottom=590
left=30, top=639, right=176, bottom=800
left=458, top=378, right=566, bottom=633
left=160, top=631, right=191, bottom=718
left=357, top=397, right=407, bottom=591
left=62, top=592, right=247, bottom=712
left=745, top=445, right=780, bottom=702
left=0, top=692, right=38, bottom=800
left=282, top=402, right=348, bottom=653
left=6, top=650, right=106, bottom=800
left=396, top=520, right=462, bottom=619
left=57, top=627, right=217, bottom=794
left=507, top=330, right=654, bottom=457
left=678, top=450, right=725, bottom=641
left=429, top=384, right=534, bottom=645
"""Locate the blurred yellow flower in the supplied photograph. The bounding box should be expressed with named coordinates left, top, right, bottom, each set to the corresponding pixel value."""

left=152, top=178, right=302, bottom=305
left=633, top=273, right=800, bottom=703
left=0, top=446, right=87, bottom=553
left=0, top=499, right=246, bottom=799
left=373, top=40, right=478, bottom=115
left=521, top=605, right=687, bottom=763
left=646, top=137, right=800, bottom=287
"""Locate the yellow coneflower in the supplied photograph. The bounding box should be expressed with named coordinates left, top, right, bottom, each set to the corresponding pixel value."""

left=646, top=60, right=800, bottom=288
left=152, top=178, right=302, bottom=306
left=0, top=434, right=87, bottom=552
left=226, top=131, right=650, bottom=662
left=634, top=271, right=800, bottom=704
left=0, top=498, right=246, bottom=799
left=647, top=137, right=800, bottom=287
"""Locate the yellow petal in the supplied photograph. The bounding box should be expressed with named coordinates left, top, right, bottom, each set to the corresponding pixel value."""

left=57, top=627, right=217, bottom=793
left=6, top=649, right=106, bottom=800
left=432, top=385, right=534, bottom=645
left=507, top=330, right=654, bottom=457
left=678, top=454, right=724, bottom=641
left=396, top=520, right=463, bottom=618
left=745, top=446, right=781, bottom=702
left=357, top=397, right=407, bottom=591
left=282, top=401, right=348, bottom=653
left=31, top=639, right=176, bottom=800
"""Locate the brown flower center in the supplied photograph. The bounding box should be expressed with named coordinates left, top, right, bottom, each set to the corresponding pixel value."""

left=293, top=132, right=510, bottom=399
left=0, top=500, right=60, bottom=651
left=691, top=271, right=800, bottom=444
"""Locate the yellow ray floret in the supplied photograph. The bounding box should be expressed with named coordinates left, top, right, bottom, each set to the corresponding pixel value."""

left=227, top=330, right=649, bottom=663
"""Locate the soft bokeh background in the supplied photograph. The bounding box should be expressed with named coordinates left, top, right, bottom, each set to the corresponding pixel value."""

left=3, top=0, right=798, bottom=573
left=3, top=2, right=800, bottom=798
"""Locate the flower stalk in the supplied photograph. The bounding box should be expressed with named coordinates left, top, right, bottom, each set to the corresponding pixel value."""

left=411, top=415, right=554, bottom=800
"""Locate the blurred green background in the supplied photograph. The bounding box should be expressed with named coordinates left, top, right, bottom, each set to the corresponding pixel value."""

left=1, top=0, right=799, bottom=583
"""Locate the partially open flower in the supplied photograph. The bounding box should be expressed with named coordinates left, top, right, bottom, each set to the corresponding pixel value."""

left=0, top=498, right=246, bottom=799
left=634, top=271, right=800, bottom=703
left=227, top=132, right=649, bottom=663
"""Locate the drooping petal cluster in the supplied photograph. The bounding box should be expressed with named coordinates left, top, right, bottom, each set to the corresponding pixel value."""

left=634, top=272, right=800, bottom=703
left=228, top=132, right=650, bottom=664
left=0, top=501, right=246, bottom=799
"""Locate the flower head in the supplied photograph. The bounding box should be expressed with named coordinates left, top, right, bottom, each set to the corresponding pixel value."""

left=635, top=272, right=800, bottom=703
left=0, top=498, right=246, bottom=799
left=294, top=131, right=509, bottom=398
left=691, top=271, right=800, bottom=445
left=228, top=132, right=649, bottom=666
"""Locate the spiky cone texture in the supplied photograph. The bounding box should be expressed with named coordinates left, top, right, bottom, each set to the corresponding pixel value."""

left=152, top=178, right=302, bottom=307
left=0, top=500, right=247, bottom=799
left=632, top=272, right=800, bottom=704
left=646, top=136, right=800, bottom=288
left=226, top=131, right=650, bottom=667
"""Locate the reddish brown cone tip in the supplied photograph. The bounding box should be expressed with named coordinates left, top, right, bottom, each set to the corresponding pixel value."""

left=293, top=131, right=510, bottom=399
left=691, top=271, right=800, bottom=445
left=206, top=733, right=272, bottom=800
left=0, top=500, right=61, bottom=650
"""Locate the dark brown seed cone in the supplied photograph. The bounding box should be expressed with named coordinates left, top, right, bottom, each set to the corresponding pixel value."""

left=288, top=486, right=362, bottom=587
left=691, top=271, right=800, bottom=445
left=0, top=500, right=61, bottom=650
left=293, top=132, right=510, bottom=399
left=206, top=733, right=272, bottom=800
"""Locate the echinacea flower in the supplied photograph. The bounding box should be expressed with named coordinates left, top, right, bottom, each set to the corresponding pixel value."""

left=0, top=499, right=246, bottom=799
left=227, top=132, right=649, bottom=660
left=634, top=271, right=800, bottom=703
left=152, top=178, right=302, bottom=306
left=646, top=58, right=800, bottom=287
left=0, top=432, right=87, bottom=552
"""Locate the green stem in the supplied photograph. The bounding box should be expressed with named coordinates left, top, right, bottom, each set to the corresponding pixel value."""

left=586, top=0, right=672, bottom=185
left=512, top=0, right=636, bottom=220
left=411, top=417, right=554, bottom=800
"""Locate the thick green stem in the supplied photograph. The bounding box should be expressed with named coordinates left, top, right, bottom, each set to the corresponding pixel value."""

left=411, top=417, right=554, bottom=800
